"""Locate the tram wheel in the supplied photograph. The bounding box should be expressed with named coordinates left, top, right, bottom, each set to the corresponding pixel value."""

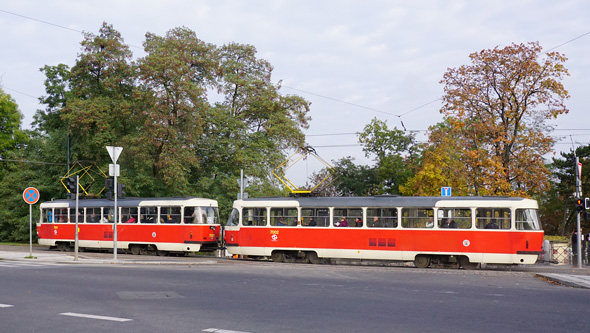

left=157, top=250, right=169, bottom=256
left=271, top=251, right=285, bottom=262
left=307, top=252, right=322, bottom=264
left=57, top=243, right=70, bottom=252
left=458, top=256, right=478, bottom=270
left=414, top=255, right=431, bottom=268
left=130, top=245, right=141, bottom=255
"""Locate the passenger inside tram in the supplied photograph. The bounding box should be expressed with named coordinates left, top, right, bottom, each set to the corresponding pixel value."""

left=485, top=219, right=499, bottom=229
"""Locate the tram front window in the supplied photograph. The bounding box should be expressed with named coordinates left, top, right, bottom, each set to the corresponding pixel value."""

left=227, top=208, right=239, bottom=227
left=515, top=209, right=542, bottom=230
left=202, top=206, right=219, bottom=224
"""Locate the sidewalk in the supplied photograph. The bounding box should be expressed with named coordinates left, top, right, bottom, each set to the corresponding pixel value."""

left=0, top=249, right=218, bottom=265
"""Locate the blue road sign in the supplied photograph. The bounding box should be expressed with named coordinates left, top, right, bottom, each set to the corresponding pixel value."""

left=23, top=187, right=40, bottom=205
left=441, top=187, right=452, bottom=196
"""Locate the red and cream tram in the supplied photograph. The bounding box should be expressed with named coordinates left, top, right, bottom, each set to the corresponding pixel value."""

left=37, top=197, right=221, bottom=255
left=224, top=196, right=544, bottom=268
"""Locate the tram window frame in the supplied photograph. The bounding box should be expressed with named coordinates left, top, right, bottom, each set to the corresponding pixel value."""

left=242, top=207, right=268, bottom=226
left=367, top=208, right=398, bottom=228
left=270, top=207, right=298, bottom=226
left=401, top=208, right=434, bottom=228
left=437, top=208, right=471, bottom=229
left=203, top=206, right=219, bottom=224
left=87, top=208, right=101, bottom=223
left=301, top=207, right=329, bottom=227
left=475, top=208, right=511, bottom=229
left=102, top=207, right=113, bottom=223
left=42, top=208, right=53, bottom=223
left=332, top=208, right=362, bottom=228
left=227, top=208, right=240, bottom=226
left=121, top=207, right=138, bottom=223
left=73, top=208, right=84, bottom=223
left=140, top=206, right=157, bottom=224
left=160, top=206, right=182, bottom=224
left=55, top=208, right=68, bottom=223
left=515, top=208, right=541, bottom=230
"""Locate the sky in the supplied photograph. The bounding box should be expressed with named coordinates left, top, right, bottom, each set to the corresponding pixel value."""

left=1, top=0, right=589, bottom=186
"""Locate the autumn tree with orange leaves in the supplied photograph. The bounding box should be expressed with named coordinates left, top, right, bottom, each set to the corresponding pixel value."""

left=402, top=42, right=569, bottom=197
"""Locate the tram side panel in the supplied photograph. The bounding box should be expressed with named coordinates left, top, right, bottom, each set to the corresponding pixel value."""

left=37, top=222, right=220, bottom=253
left=224, top=227, right=544, bottom=264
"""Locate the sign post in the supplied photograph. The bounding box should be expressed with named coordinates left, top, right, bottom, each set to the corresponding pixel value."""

left=23, top=187, right=40, bottom=257
left=106, top=146, right=123, bottom=261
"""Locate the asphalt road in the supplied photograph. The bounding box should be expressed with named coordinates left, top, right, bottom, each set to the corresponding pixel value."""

left=1, top=250, right=589, bottom=333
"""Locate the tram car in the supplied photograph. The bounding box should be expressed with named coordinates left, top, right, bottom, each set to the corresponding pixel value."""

left=224, top=196, right=544, bottom=268
left=36, top=197, right=221, bottom=255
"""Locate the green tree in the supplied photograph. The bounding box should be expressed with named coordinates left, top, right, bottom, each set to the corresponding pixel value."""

left=34, top=23, right=312, bottom=220
left=0, top=88, right=41, bottom=241
left=0, top=88, right=26, bottom=157
left=541, top=146, right=590, bottom=235
left=358, top=118, right=421, bottom=195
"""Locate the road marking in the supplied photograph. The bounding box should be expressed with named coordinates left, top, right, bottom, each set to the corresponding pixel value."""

left=203, top=329, right=251, bottom=333
left=60, top=312, right=132, bottom=322
left=0, top=262, right=59, bottom=268
left=0, top=304, right=14, bottom=308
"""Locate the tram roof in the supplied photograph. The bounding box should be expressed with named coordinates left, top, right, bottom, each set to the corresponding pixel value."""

left=237, top=196, right=536, bottom=208
left=40, top=196, right=218, bottom=208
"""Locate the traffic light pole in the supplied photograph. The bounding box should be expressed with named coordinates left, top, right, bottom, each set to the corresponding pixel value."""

left=575, top=156, right=582, bottom=268
left=74, top=176, right=79, bottom=261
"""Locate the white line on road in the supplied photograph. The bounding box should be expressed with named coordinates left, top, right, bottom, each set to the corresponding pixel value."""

left=0, top=304, right=14, bottom=308
left=60, top=312, right=132, bottom=322
left=203, top=328, right=251, bottom=333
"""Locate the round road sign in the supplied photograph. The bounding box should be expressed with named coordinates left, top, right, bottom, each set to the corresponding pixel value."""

left=23, top=187, right=40, bottom=205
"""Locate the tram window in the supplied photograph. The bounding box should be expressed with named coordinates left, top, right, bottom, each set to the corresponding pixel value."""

left=121, top=207, right=138, bottom=223
left=242, top=207, right=267, bottom=226
left=270, top=207, right=298, bottom=226
left=227, top=208, right=240, bottom=226
left=332, top=208, right=362, bottom=228
left=74, top=208, right=84, bottom=223
left=401, top=208, right=434, bottom=228
left=301, top=207, right=329, bottom=227
left=515, top=209, right=541, bottom=230
left=87, top=208, right=101, bottom=223
left=203, top=207, right=219, bottom=224
left=184, top=206, right=204, bottom=224
left=476, top=208, right=510, bottom=229
left=437, top=208, right=471, bottom=229
left=102, top=208, right=114, bottom=223
left=55, top=208, right=68, bottom=222
left=367, top=208, right=398, bottom=228
left=161, top=206, right=181, bottom=223
left=42, top=208, right=53, bottom=223
left=140, top=207, right=157, bottom=223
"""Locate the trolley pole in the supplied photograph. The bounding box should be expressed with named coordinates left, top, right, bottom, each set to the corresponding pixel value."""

left=575, top=156, right=582, bottom=268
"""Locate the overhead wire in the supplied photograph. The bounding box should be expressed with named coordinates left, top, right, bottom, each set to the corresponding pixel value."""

left=2, top=8, right=590, bottom=148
